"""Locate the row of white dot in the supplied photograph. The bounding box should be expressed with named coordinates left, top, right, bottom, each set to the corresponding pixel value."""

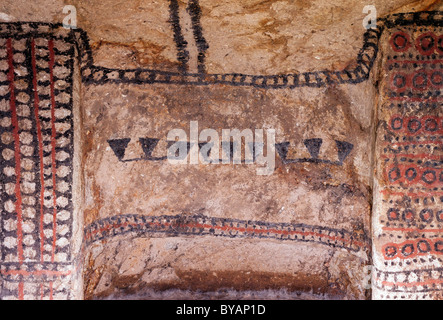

left=1, top=140, right=71, bottom=161
left=3, top=250, right=71, bottom=264
left=3, top=233, right=70, bottom=249
left=3, top=193, right=71, bottom=211
left=1, top=129, right=71, bottom=151
left=1, top=277, right=70, bottom=300
left=376, top=269, right=442, bottom=288
left=3, top=164, right=71, bottom=179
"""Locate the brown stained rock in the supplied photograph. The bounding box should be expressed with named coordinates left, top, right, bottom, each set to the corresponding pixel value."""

left=82, top=83, right=372, bottom=229
left=84, top=235, right=367, bottom=299
left=68, top=0, right=180, bottom=71
left=66, top=0, right=427, bottom=74
left=0, top=0, right=66, bottom=22
left=0, top=0, right=442, bottom=301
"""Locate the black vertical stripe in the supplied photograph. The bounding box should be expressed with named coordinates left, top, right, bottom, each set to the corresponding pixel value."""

left=187, top=0, right=209, bottom=74
left=168, top=0, right=190, bottom=73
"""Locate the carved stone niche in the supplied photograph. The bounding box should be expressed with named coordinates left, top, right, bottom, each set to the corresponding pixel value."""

left=0, top=0, right=441, bottom=300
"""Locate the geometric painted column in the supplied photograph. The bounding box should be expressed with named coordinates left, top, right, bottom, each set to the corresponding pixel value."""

left=0, top=23, right=82, bottom=300
left=372, top=11, right=443, bottom=300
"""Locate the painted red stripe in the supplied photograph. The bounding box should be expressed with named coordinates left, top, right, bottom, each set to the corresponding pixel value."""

left=383, top=140, right=443, bottom=146
left=7, top=38, right=24, bottom=300
left=18, top=282, right=24, bottom=300
left=381, top=154, right=443, bottom=160
left=48, top=40, right=58, bottom=267
left=49, top=281, right=53, bottom=300
left=379, top=277, right=443, bottom=288
left=86, top=219, right=367, bottom=249
left=387, top=59, right=443, bottom=65
left=184, top=221, right=367, bottom=247
left=383, top=226, right=443, bottom=233
left=389, top=97, right=443, bottom=102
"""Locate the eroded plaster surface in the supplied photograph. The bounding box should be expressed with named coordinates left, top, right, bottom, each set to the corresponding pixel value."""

left=0, top=0, right=441, bottom=300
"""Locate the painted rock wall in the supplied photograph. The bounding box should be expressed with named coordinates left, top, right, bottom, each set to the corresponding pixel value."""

left=0, top=0, right=441, bottom=300
left=79, top=0, right=376, bottom=299
left=372, top=11, right=443, bottom=300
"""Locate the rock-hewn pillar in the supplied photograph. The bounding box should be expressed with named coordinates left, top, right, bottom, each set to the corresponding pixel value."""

left=372, top=11, right=443, bottom=300
left=0, top=23, right=83, bottom=300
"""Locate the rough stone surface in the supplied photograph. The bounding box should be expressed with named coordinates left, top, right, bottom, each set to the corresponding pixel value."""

left=0, top=0, right=441, bottom=300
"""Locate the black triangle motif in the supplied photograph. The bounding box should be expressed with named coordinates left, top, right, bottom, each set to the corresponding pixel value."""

left=139, top=137, right=160, bottom=158
left=107, top=138, right=131, bottom=161
left=275, top=142, right=290, bottom=160
left=303, top=138, right=323, bottom=159
left=335, top=140, right=354, bottom=163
